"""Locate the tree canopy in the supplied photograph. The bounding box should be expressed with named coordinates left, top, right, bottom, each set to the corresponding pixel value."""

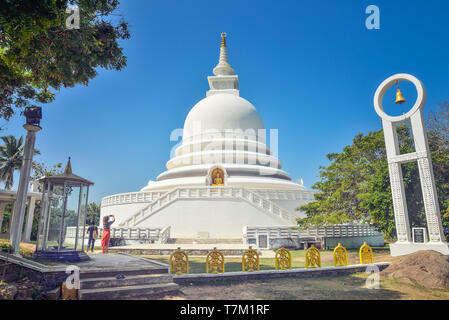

left=0, top=0, right=130, bottom=120
left=31, top=160, right=63, bottom=179
left=87, top=202, right=100, bottom=225
left=0, top=135, right=24, bottom=189
left=297, top=103, right=449, bottom=240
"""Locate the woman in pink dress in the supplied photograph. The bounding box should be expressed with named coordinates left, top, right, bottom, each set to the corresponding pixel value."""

left=101, top=215, right=115, bottom=253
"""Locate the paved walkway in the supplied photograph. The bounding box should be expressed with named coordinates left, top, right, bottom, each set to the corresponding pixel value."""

left=109, top=244, right=278, bottom=258
left=111, top=243, right=250, bottom=250
left=76, top=253, right=168, bottom=271
left=0, top=251, right=167, bottom=273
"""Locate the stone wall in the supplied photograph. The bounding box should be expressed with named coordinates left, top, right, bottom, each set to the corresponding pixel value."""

left=109, top=248, right=250, bottom=256
left=1, top=262, right=67, bottom=291
left=324, top=235, right=385, bottom=250
left=173, top=262, right=391, bottom=284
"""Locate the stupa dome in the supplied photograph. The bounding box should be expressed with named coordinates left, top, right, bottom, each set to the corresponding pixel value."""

left=183, top=93, right=264, bottom=141
left=100, top=33, right=316, bottom=240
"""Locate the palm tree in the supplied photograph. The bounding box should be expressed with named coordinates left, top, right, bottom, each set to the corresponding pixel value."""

left=0, top=135, right=24, bottom=190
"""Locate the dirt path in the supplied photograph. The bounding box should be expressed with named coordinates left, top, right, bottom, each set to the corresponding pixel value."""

left=161, top=272, right=449, bottom=300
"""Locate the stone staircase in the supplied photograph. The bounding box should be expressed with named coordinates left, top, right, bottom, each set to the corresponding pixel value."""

left=78, top=268, right=179, bottom=300
left=120, top=186, right=297, bottom=228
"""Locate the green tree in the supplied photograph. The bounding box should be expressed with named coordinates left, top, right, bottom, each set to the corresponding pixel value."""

left=86, top=202, right=100, bottom=226
left=297, top=129, right=393, bottom=227
left=0, top=135, right=42, bottom=189
left=0, top=0, right=130, bottom=120
left=297, top=107, right=449, bottom=241
left=0, top=135, right=24, bottom=189
left=31, top=160, right=63, bottom=179
left=427, top=102, right=449, bottom=137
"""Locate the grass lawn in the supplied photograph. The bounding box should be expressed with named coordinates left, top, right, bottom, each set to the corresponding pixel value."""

left=0, top=239, right=104, bottom=266
left=140, top=248, right=449, bottom=300
left=141, top=248, right=392, bottom=274
left=0, top=239, right=35, bottom=257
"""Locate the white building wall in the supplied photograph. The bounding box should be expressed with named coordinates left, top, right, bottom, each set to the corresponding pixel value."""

left=100, top=197, right=312, bottom=237
left=272, top=200, right=310, bottom=219
left=100, top=203, right=148, bottom=227
left=133, top=198, right=293, bottom=238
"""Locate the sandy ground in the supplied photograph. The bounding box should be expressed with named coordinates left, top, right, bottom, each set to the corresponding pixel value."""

left=155, top=251, right=449, bottom=300
left=160, top=272, right=449, bottom=300
left=4, top=241, right=447, bottom=300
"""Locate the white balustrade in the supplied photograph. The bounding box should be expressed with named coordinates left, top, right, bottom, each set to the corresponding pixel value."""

left=102, top=188, right=316, bottom=208
left=243, top=225, right=382, bottom=244
left=64, top=226, right=170, bottom=243
left=118, top=186, right=301, bottom=228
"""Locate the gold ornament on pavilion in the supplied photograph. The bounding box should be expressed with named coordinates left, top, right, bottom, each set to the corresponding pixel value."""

left=305, top=245, right=321, bottom=268
left=169, top=247, right=189, bottom=275
left=275, top=246, right=292, bottom=270
left=395, top=81, right=406, bottom=104
left=206, top=247, right=225, bottom=274
left=333, top=243, right=348, bottom=267
left=242, top=246, right=260, bottom=272
left=359, top=242, right=374, bottom=265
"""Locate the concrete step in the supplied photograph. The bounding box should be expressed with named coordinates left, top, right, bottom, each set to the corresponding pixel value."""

left=80, top=274, right=173, bottom=290
left=169, top=238, right=243, bottom=244
left=80, top=267, right=168, bottom=279
left=79, top=283, right=180, bottom=300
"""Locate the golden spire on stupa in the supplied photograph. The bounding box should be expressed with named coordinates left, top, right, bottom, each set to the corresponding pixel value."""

left=213, top=32, right=234, bottom=76
left=221, top=32, right=227, bottom=47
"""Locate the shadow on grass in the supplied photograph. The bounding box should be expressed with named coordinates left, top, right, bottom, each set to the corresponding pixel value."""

left=255, top=274, right=404, bottom=300
left=147, top=257, right=279, bottom=274
left=178, top=273, right=404, bottom=300
left=144, top=255, right=404, bottom=299
left=175, top=261, right=275, bottom=274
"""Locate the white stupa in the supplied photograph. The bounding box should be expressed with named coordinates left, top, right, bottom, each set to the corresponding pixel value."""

left=100, top=34, right=315, bottom=238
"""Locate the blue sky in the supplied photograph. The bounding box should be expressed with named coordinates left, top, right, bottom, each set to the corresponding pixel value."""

left=3, top=0, right=449, bottom=203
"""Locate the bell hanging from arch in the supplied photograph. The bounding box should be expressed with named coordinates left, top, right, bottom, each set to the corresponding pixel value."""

left=395, top=82, right=406, bottom=104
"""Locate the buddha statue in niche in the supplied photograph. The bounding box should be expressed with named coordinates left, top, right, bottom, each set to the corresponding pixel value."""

left=211, top=169, right=224, bottom=186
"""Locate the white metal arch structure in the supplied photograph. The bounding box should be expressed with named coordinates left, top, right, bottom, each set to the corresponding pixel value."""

left=374, top=73, right=449, bottom=256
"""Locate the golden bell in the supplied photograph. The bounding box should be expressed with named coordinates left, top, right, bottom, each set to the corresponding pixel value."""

left=395, top=88, right=406, bottom=104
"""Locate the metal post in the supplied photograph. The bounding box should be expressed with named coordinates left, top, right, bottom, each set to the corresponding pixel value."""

left=23, top=181, right=39, bottom=242
left=41, top=183, right=52, bottom=251
left=9, top=124, right=41, bottom=255
left=74, top=184, right=83, bottom=251
left=22, top=197, right=36, bottom=242
left=0, top=202, right=7, bottom=233
left=81, top=186, right=89, bottom=251
left=58, top=182, right=69, bottom=251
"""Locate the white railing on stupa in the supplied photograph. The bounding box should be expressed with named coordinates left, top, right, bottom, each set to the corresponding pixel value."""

left=250, top=189, right=315, bottom=201
left=65, top=226, right=171, bottom=244
left=101, top=188, right=315, bottom=208
left=299, top=225, right=382, bottom=238
left=119, top=186, right=299, bottom=228
left=101, top=191, right=165, bottom=207
left=243, top=224, right=382, bottom=241
left=159, top=226, right=171, bottom=244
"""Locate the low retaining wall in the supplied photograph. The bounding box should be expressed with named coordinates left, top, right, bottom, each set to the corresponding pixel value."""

left=173, top=262, right=391, bottom=284
left=324, top=235, right=385, bottom=250
left=109, top=248, right=250, bottom=256
left=0, top=253, right=67, bottom=289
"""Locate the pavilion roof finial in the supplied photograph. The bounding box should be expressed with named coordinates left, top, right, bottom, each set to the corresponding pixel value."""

left=64, top=157, right=72, bottom=175
left=213, top=32, right=234, bottom=76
